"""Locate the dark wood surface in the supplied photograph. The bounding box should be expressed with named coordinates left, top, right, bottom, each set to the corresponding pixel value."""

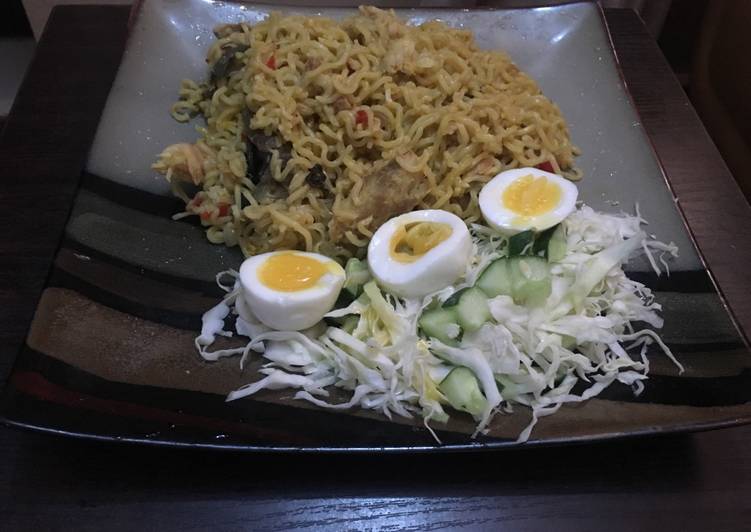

left=1, top=5, right=750, bottom=531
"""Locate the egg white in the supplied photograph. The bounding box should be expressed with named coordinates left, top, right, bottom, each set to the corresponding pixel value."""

left=478, top=167, right=578, bottom=235
left=367, top=209, right=472, bottom=299
left=239, top=251, right=345, bottom=331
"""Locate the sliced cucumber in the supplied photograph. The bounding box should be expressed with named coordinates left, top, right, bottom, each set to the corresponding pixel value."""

left=476, top=258, right=513, bottom=298
left=443, top=287, right=470, bottom=308
left=340, top=314, right=360, bottom=334
left=419, top=307, right=461, bottom=345
left=560, top=333, right=576, bottom=350
left=508, top=256, right=551, bottom=306
left=343, top=257, right=372, bottom=298
left=531, top=224, right=566, bottom=262
left=546, top=224, right=567, bottom=262
left=478, top=256, right=551, bottom=306
left=508, top=230, right=535, bottom=257
left=532, top=224, right=557, bottom=256
left=324, top=313, right=360, bottom=334
left=455, top=287, right=491, bottom=332
left=439, top=366, right=487, bottom=419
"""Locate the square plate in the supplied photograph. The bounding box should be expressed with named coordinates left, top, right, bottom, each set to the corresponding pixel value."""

left=2, top=0, right=749, bottom=451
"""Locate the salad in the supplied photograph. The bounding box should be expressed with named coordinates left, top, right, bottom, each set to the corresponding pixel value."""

left=194, top=167, right=681, bottom=442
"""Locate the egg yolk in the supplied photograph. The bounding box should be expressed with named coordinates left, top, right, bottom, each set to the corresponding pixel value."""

left=390, top=222, right=452, bottom=263
left=502, top=174, right=562, bottom=217
left=259, top=252, right=329, bottom=291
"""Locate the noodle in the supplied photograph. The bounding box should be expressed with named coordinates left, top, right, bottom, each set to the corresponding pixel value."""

left=153, top=6, right=581, bottom=260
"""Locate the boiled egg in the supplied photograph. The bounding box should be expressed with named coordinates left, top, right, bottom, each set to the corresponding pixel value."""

left=239, top=251, right=345, bottom=331
left=367, top=209, right=472, bottom=298
left=478, top=167, right=578, bottom=235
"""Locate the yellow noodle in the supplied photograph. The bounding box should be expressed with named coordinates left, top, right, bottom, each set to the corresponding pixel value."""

left=154, top=6, right=580, bottom=260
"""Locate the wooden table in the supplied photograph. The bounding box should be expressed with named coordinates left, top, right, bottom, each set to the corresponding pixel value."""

left=1, top=6, right=750, bottom=531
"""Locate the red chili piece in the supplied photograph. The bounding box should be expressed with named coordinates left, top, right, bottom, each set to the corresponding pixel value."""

left=355, top=109, right=368, bottom=127
left=536, top=161, right=555, bottom=173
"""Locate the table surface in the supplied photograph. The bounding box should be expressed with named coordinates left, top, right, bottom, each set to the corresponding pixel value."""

left=2, top=5, right=751, bottom=531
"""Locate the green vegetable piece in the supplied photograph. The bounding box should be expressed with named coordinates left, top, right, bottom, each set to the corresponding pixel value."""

left=529, top=224, right=566, bottom=261
left=343, top=257, right=372, bottom=298
left=560, top=334, right=577, bottom=350
left=456, top=287, right=491, bottom=332
left=443, top=287, right=469, bottom=307
left=340, top=314, right=360, bottom=334
left=508, top=230, right=535, bottom=257
left=419, top=307, right=460, bottom=345
left=324, top=313, right=359, bottom=332
left=532, top=224, right=558, bottom=256
left=508, top=256, right=551, bottom=306
left=476, top=258, right=513, bottom=297
left=439, top=366, right=488, bottom=419
left=333, top=291, right=354, bottom=310
left=546, top=225, right=567, bottom=262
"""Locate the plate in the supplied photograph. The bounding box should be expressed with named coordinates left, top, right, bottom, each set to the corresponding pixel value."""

left=2, top=0, right=749, bottom=451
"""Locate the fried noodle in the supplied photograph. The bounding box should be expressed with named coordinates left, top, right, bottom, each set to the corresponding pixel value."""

left=153, top=6, right=580, bottom=259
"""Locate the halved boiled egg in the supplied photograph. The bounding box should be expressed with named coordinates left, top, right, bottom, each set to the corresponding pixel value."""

left=478, top=168, right=578, bottom=235
left=239, top=251, right=345, bottom=331
left=367, top=209, right=472, bottom=299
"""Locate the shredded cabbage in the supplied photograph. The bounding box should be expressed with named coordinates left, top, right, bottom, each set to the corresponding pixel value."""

left=195, top=205, right=681, bottom=443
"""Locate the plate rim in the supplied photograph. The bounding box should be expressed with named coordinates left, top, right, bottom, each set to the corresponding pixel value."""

left=2, top=2, right=750, bottom=452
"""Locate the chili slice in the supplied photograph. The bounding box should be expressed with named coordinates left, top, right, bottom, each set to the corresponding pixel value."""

left=536, top=161, right=555, bottom=173
left=355, top=109, right=368, bottom=127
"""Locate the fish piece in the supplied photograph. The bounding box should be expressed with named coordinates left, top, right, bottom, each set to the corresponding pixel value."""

left=330, top=160, right=429, bottom=240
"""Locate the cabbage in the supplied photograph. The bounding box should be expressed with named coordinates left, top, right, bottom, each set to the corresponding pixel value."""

left=195, top=205, right=682, bottom=443
left=567, top=232, right=646, bottom=311
left=226, top=369, right=333, bottom=402
left=429, top=339, right=503, bottom=435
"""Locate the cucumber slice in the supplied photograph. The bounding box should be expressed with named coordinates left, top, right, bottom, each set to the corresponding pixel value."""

left=531, top=224, right=566, bottom=262
left=340, top=314, right=360, bottom=334
left=508, top=230, right=535, bottom=257
left=343, top=257, right=372, bottom=298
left=532, top=224, right=557, bottom=255
left=419, top=307, right=461, bottom=345
left=508, top=256, right=551, bottom=306
left=476, top=258, right=513, bottom=297
left=547, top=224, right=567, bottom=262
left=439, top=366, right=487, bottom=419
left=324, top=313, right=360, bottom=334
left=560, top=333, right=576, bottom=350
left=456, top=287, right=491, bottom=332
left=443, top=287, right=469, bottom=307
